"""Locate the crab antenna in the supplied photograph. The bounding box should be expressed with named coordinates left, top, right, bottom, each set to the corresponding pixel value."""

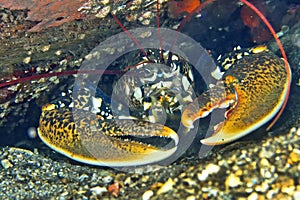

left=239, top=0, right=291, bottom=131
left=156, top=0, right=164, bottom=61
left=0, top=69, right=124, bottom=89
left=111, top=13, right=150, bottom=61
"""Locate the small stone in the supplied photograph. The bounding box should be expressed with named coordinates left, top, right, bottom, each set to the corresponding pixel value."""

left=1, top=159, right=13, bottom=169
left=197, top=170, right=209, bottom=181
left=141, top=19, right=150, bottom=25
left=225, top=173, right=241, bottom=188
left=260, top=168, right=273, bottom=178
left=16, top=173, right=25, bottom=181
left=79, top=174, right=89, bottom=182
left=41, top=45, right=51, bottom=52
left=108, top=182, right=120, bottom=197
left=59, top=191, right=69, bottom=199
left=183, top=178, right=197, bottom=186
left=101, top=0, right=110, bottom=5
left=296, top=128, right=300, bottom=136
left=282, top=185, right=295, bottom=195
left=247, top=192, right=258, bottom=200
left=139, top=30, right=152, bottom=39
left=102, top=176, right=113, bottom=184
left=23, top=56, right=31, bottom=64
left=124, top=177, right=131, bottom=186
left=85, top=53, right=93, bottom=60
left=259, top=148, right=274, bottom=159
left=255, top=181, right=269, bottom=193
left=186, top=195, right=196, bottom=200
left=266, top=188, right=279, bottom=199
left=245, top=188, right=253, bottom=193
left=235, top=169, right=243, bottom=176
left=205, top=163, right=220, bottom=174
left=90, top=186, right=107, bottom=195
left=157, top=178, right=175, bottom=195
left=260, top=168, right=272, bottom=179
left=142, top=190, right=154, bottom=200
left=289, top=149, right=300, bottom=163
left=260, top=158, right=270, bottom=167
left=95, top=6, right=110, bottom=18
left=293, top=190, right=300, bottom=200
left=55, top=50, right=62, bottom=56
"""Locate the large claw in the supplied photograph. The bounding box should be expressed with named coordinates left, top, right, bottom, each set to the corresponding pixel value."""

left=182, top=51, right=290, bottom=145
left=181, top=83, right=236, bottom=129
left=38, top=105, right=178, bottom=167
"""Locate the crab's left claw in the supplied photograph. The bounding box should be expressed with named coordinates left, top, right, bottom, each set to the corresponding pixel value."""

left=182, top=50, right=290, bottom=145
left=181, top=83, right=237, bottom=129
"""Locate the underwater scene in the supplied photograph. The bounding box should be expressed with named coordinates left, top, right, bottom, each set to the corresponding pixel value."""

left=0, top=0, right=300, bottom=199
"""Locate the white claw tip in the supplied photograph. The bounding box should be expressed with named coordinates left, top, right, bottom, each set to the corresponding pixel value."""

left=182, top=119, right=194, bottom=129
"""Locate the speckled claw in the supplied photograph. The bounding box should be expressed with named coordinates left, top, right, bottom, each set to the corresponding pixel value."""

left=182, top=49, right=290, bottom=145
left=181, top=83, right=236, bottom=129
left=38, top=105, right=178, bottom=167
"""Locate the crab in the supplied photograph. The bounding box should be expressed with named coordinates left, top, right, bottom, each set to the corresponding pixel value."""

left=37, top=49, right=191, bottom=167
left=37, top=45, right=291, bottom=167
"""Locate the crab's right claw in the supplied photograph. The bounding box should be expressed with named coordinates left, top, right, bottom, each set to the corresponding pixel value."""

left=38, top=106, right=179, bottom=167
left=86, top=119, right=179, bottom=166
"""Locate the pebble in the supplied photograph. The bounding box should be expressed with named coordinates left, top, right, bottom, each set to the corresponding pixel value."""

left=196, top=163, right=221, bottom=182
left=1, top=159, right=13, bottom=169
left=182, top=178, right=197, bottom=186
left=205, top=163, right=221, bottom=174
left=259, top=148, right=274, bottom=159
left=282, top=185, right=295, bottom=195
left=248, top=192, right=259, bottom=200
left=266, top=188, right=279, bottom=199
left=23, top=56, right=31, bottom=64
left=41, top=45, right=51, bottom=52
left=259, top=158, right=270, bottom=167
left=90, top=186, right=107, bottom=195
left=260, top=168, right=272, bottom=179
left=142, top=190, right=154, bottom=200
left=255, top=181, right=269, bottom=193
left=293, top=190, right=300, bottom=200
left=288, top=149, right=300, bottom=163
left=157, top=178, right=175, bottom=195
left=102, top=176, right=113, bottom=184
left=124, top=177, right=131, bottom=186
left=197, top=169, right=209, bottom=181
left=225, top=173, right=241, bottom=188
left=95, top=6, right=111, bottom=18
left=27, top=127, right=38, bottom=138
left=79, top=174, right=89, bottom=182
left=186, top=195, right=196, bottom=200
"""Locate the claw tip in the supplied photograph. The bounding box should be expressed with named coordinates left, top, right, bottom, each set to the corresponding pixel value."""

left=181, top=118, right=194, bottom=129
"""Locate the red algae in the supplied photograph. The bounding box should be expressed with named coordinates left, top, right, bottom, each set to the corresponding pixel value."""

left=0, top=0, right=87, bottom=32
left=240, top=1, right=272, bottom=43
left=168, top=0, right=201, bottom=17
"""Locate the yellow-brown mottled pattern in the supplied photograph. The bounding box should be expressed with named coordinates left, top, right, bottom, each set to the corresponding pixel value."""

left=220, top=51, right=286, bottom=133
left=182, top=49, right=288, bottom=145
left=181, top=83, right=236, bottom=127
left=38, top=105, right=176, bottom=162
left=38, top=107, right=91, bottom=157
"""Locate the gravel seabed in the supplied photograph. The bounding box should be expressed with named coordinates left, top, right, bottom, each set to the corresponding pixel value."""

left=1, top=125, right=300, bottom=199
